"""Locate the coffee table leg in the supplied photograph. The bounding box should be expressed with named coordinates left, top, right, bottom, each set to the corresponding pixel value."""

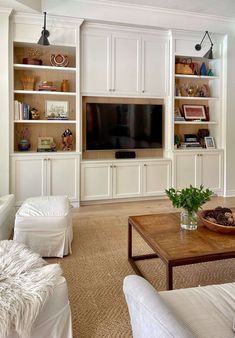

left=128, top=220, right=132, bottom=259
left=166, top=264, right=173, bottom=290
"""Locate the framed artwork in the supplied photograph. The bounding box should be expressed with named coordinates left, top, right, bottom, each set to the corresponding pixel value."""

left=45, top=100, right=69, bottom=119
left=182, top=104, right=206, bottom=120
left=205, top=136, right=215, bottom=149
left=38, top=137, right=53, bottom=149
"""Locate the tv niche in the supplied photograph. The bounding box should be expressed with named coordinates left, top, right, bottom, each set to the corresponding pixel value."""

left=86, top=103, right=163, bottom=150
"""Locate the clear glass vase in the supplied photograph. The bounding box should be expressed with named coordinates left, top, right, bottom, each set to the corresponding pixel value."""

left=180, top=210, right=198, bottom=230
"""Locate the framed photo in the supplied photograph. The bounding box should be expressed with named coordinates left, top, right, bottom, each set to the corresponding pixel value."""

left=205, top=136, right=215, bottom=149
left=182, top=104, right=206, bottom=120
left=45, top=100, right=69, bottom=119
left=38, top=137, right=53, bottom=149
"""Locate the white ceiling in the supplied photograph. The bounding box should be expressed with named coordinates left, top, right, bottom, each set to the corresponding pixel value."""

left=75, top=0, right=235, bottom=19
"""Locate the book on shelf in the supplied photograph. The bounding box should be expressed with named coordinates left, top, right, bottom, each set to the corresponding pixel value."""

left=180, top=142, right=203, bottom=149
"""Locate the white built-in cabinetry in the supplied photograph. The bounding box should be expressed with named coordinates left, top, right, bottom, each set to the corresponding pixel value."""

left=81, top=24, right=168, bottom=97
left=11, top=154, right=80, bottom=206
left=169, top=32, right=225, bottom=194
left=81, top=159, right=171, bottom=201
left=10, top=15, right=83, bottom=206
left=173, top=150, right=223, bottom=194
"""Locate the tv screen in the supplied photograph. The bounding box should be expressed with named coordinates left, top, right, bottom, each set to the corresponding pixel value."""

left=86, top=103, right=163, bottom=150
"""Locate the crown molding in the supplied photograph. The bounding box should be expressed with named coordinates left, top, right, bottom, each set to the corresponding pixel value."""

left=13, top=12, right=84, bottom=28
left=0, top=8, right=13, bottom=15
left=43, top=0, right=235, bottom=34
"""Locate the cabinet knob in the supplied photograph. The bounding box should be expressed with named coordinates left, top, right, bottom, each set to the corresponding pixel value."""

left=113, top=165, right=116, bottom=168
left=144, top=164, right=147, bottom=166
left=109, top=89, right=112, bottom=91
left=47, top=158, right=51, bottom=161
left=142, top=90, right=145, bottom=93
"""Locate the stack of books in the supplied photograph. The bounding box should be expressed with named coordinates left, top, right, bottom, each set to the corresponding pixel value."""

left=14, top=100, right=30, bottom=120
left=179, top=142, right=202, bottom=149
left=38, top=81, right=57, bottom=91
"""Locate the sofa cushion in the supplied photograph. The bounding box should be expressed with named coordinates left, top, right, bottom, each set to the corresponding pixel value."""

left=160, top=282, right=235, bottom=338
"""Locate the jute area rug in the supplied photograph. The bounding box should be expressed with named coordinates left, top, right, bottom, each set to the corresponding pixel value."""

left=48, top=198, right=235, bottom=338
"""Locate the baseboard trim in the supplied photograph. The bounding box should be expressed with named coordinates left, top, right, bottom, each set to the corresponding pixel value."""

left=80, top=195, right=168, bottom=206
left=224, top=190, right=235, bottom=197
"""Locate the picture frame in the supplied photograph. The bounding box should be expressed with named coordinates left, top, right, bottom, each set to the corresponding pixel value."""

left=38, top=136, right=54, bottom=149
left=45, top=100, right=69, bottom=119
left=204, top=136, right=215, bottom=149
left=182, top=104, right=207, bottom=120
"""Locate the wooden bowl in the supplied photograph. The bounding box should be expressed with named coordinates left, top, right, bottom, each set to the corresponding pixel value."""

left=198, top=209, right=235, bottom=235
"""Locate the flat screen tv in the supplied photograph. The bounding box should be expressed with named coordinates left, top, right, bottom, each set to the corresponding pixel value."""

left=86, top=103, right=163, bottom=150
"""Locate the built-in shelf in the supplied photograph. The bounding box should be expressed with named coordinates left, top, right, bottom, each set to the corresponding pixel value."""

left=175, top=74, right=219, bottom=79
left=14, top=64, right=76, bottom=72
left=13, top=120, right=76, bottom=124
left=174, top=121, right=218, bottom=125
left=14, top=90, right=76, bottom=96
left=174, top=96, right=219, bottom=100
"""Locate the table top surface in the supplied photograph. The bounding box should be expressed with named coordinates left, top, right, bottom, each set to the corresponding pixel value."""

left=129, top=212, right=235, bottom=264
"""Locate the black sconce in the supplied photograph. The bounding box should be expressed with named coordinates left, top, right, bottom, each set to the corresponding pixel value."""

left=37, top=12, right=50, bottom=46
left=195, top=31, right=214, bottom=59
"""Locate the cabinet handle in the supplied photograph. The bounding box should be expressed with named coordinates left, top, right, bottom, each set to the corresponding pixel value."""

left=144, top=164, right=147, bottom=166
left=112, top=89, right=115, bottom=92
left=142, top=90, right=145, bottom=93
left=109, top=89, right=112, bottom=91
left=110, top=165, right=113, bottom=168
left=47, top=158, right=51, bottom=161
left=43, top=158, right=47, bottom=161
left=113, top=165, right=116, bottom=168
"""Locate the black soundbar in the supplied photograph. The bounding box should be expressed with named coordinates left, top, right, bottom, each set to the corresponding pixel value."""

left=115, top=151, right=136, bottom=159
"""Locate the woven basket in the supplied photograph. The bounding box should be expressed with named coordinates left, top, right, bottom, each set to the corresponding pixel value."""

left=21, top=76, right=35, bottom=90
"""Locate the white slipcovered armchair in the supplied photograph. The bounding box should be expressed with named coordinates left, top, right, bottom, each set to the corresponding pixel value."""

left=0, top=194, right=15, bottom=240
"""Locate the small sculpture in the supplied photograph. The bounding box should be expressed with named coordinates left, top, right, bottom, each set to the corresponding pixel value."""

left=62, top=129, right=73, bottom=151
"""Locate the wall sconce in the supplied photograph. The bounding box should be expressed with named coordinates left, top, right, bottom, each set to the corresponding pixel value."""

left=195, top=31, right=213, bottom=59
left=37, top=12, right=50, bottom=46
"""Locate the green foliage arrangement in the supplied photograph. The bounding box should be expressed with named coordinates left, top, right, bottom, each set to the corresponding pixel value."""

left=165, top=185, right=213, bottom=214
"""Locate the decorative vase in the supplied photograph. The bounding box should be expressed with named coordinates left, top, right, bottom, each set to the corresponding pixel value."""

left=180, top=209, right=198, bottom=230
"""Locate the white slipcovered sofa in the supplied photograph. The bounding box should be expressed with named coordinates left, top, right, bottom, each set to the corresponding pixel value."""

left=0, top=194, right=15, bottom=240
left=123, top=275, right=235, bottom=338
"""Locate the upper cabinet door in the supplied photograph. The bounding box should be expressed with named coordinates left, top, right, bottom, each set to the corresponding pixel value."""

left=112, top=32, right=141, bottom=95
left=81, top=30, right=111, bottom=94
left=141, top=35, right=168, bottom=97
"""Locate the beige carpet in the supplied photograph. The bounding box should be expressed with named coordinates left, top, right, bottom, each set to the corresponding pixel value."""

left=48, top=198, right=235, bottom=338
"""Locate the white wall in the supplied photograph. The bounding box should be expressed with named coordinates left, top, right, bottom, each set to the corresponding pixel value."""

left=225, top=35, right=235, bottom=196
left=0, top=9, right=11, bottom=196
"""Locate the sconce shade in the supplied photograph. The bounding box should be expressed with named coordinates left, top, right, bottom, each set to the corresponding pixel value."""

left=195, top=31, right=214, bottom=59
left=37, top=12, right=50, bottom=46
left=203, top=47, right=213, bottom=59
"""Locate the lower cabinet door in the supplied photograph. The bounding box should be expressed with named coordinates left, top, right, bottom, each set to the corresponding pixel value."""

left=112, top=162, right=142, bottom=198
left=48, top=156, right=79, bottom=202
left=200, top=152, right=223, bottom=194
left=81, top=162, right=112, bottom=201
left=143, top=160, right=171, bottom=196
left=11, top=156, right=46, bottom=206
left=173, top=153, right=198, bottom=190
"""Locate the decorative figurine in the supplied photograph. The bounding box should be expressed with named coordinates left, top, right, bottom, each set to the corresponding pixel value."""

left=62, top=129, right=73, bottom=151
left=30, top=107, right=40, bottom=120
left=200, top=62, right=207, bottom=76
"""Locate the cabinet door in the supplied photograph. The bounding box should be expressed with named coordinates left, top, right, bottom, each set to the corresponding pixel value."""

left=48, top=156, right=79, bottom=202
left=81, top=30, right=111, bottom=94
left=112, top=162, right=142, bottom=198
left=143, top=161, right=171, bottom=196
left=173, top=153, right=198, bottom=190
left=11, top=156, right=46, bottom=206
left=112, top=32, right=141, bottom=95
left=200, top=152, right=223, bottom=193
left=141, top=35, right=168, bottom=97
left=81, top=162, right=112, bottom=201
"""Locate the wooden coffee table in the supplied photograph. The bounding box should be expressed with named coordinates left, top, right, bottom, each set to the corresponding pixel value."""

left=128, top=212, right=235, bottom=290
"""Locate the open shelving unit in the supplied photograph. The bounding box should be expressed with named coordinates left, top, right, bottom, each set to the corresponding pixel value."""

left=13, top=42, right=77, bottom=153
left=173, top=54, right=221, bottom=150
